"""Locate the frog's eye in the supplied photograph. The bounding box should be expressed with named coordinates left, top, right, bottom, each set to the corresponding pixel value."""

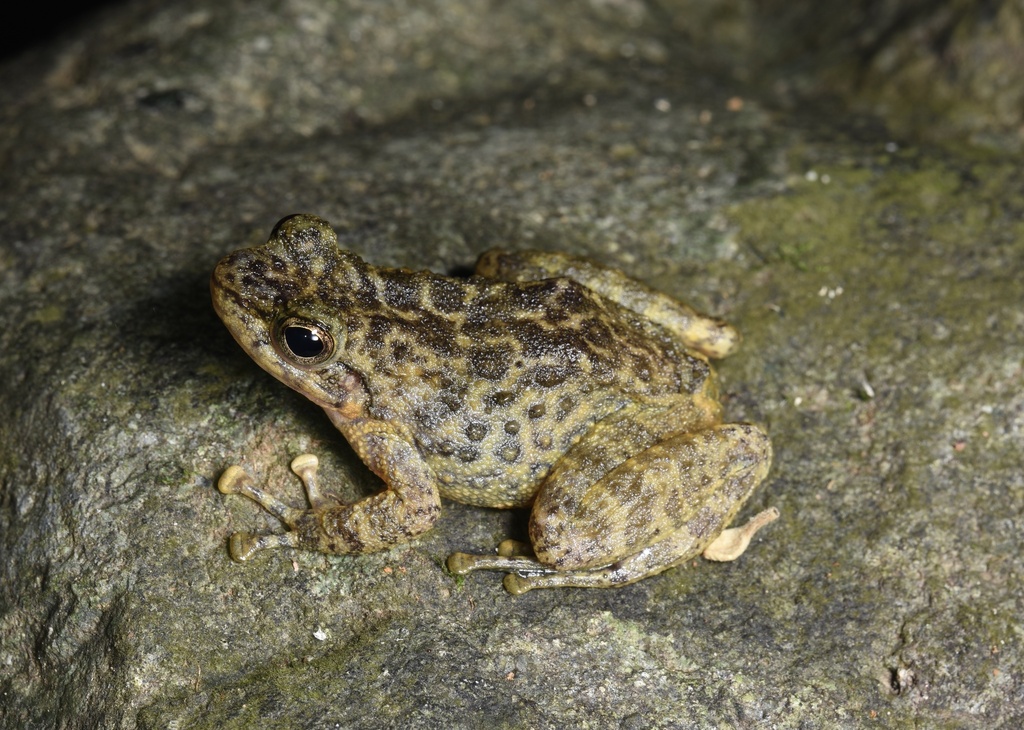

left=273, top=317, right=336, bottom=367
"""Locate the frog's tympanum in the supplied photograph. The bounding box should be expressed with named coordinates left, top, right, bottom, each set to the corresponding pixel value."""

left=212, top=214, right=776, bottom=593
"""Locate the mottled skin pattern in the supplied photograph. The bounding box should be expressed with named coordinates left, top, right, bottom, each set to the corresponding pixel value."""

left=212, top=214, right=776, bottom=593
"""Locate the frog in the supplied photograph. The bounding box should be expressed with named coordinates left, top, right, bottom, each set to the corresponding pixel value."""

left=211, top=213, right=777, bottom=594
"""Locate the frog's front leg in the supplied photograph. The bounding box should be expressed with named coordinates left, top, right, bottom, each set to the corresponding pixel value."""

left=448, top=421, right=774, bottom=593
left=218, top=422, right=441, bottom=562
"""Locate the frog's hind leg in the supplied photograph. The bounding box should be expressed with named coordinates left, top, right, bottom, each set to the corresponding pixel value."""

left=531, top=422, right=772, bottom=569
left=474, top=248, right=739, bottom=358
left=447, top=536, right=680, bottom=595
left=449, top=422, right=775, bottom=593
left=450, top=506, right=778, bottom=595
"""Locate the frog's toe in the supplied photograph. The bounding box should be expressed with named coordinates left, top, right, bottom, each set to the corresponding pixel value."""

left=289, top=454, right=343, bottom=510
left=496, top=539, right=532, bottom=558
left=503, top=573, right=536, bottom=595
left=217, top=465, right=251, bottom=495
left=445, top=551, right=477, bottom=576
left=227, top=531, right=260, bottom=562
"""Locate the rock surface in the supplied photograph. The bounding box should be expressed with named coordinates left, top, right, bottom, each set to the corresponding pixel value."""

left=1, top=1, right=1022, bottom=727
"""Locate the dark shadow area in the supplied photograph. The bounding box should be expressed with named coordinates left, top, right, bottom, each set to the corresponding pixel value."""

left=0, top=0, right=125, bottom=62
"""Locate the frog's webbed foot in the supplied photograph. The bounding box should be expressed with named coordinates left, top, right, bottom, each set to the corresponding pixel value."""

left=218, top=454, right=337, bottom=562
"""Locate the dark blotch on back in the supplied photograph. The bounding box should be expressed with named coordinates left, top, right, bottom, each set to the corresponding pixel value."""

left=410, top=311, right=459, bottom=358
left=580, top=318, right=614, bottom=348
left=503, top=279, right=562, bottom=312
left=429, top=278, right=466, bottom=313
left=511, top=321, right=597, bottom=364
left=414, top=401, right=450, bottom=431
left=470, top=344, right=513, bottom=381
left=439, top=387, right=467, bottom=413
left=352, top=265, right=381, bottom=310
left=382, top=274, right=423, bottom=311
left=391, top=340, right=412, bottom=363
left=487, top=391, right=516, bottom=408
left=533, top=364, right=571, bottom=388
left=365, top=316, right=394, bottom=350
left=543, top=281, right=589, bottom=323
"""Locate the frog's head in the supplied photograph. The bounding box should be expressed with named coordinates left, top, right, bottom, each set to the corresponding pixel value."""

left=211, top=214, right=369, bottom=412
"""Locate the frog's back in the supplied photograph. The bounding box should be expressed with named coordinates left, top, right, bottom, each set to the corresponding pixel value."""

left=341, top=265, right=709, bottom=507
